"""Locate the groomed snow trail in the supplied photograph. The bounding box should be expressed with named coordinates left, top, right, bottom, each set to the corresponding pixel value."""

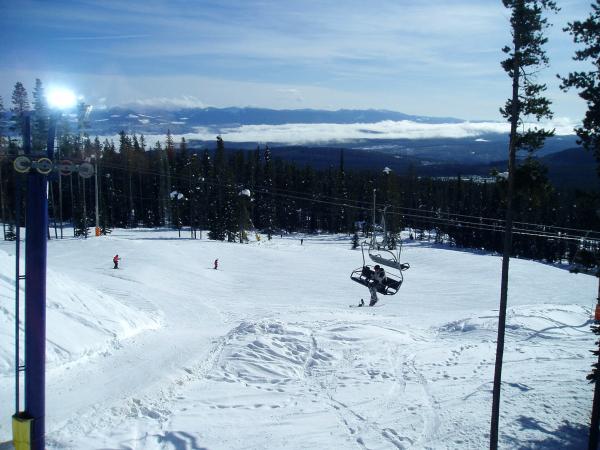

left=0, top=229, right=596, bottom=449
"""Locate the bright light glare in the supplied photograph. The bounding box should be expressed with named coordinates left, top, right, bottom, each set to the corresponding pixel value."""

left=47, top=88, right=77, bottom=109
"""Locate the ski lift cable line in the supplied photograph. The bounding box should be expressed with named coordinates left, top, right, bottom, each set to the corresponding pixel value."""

left=94, top=158, right=591, bottom=236
left=379, top=207, right=597, bottom=241
left=84, top=171, right=597, bottom=243
left=254, top=182, right=598, bottom=236
left=95, top=161, right=599, bottom=240
left=254, top=183, right=600, bottom=238
left=394, top=209, right=600, bottom=238
left=93, top=161, right=599, bottom=241
left=253, top=182, right=600, bottom=237
left=386, top=204, right=600, bottom=236
left=392, top=211, right=593, bottom=242
left=94, top=174, right=593, bottom=242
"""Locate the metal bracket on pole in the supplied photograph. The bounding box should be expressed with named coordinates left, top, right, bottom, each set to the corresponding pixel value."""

left=12, top=156, right=94, bottom=178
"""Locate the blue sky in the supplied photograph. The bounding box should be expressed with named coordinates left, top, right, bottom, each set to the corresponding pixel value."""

left=0, top=0, right=591, bottom=121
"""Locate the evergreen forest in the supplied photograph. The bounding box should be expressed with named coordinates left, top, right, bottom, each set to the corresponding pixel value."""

left=0, top=120, right=598, bottom=268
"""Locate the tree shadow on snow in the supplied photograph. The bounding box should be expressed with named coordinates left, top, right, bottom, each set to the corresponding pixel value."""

left=154, top=431, right=207, bottom=450
left=106, top=431, right=208, bottom=450
left=504, top=416, right=589, bottom=450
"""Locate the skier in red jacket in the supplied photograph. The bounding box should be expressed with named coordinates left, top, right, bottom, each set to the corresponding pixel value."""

left=113, top=254, right=120, bottom=269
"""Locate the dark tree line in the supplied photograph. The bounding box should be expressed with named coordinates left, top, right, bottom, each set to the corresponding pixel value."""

left=0, top=125, right=598, bottom=265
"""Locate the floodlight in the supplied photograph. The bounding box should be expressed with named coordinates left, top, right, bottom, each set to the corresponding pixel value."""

left=47, top=88, right=77, bottom=110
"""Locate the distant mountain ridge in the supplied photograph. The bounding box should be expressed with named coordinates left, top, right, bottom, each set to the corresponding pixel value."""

left=102, top=106, right=465, bottom=126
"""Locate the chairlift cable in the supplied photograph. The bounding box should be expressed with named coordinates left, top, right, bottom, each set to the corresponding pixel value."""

left=78, top=160, right=599, bottom=244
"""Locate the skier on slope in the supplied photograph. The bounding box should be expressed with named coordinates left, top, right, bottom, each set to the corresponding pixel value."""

left=360, top=264, right=386, bottom=307
left=113, top=254, right=120, bottom=269
left=214, top=258, right=219, bottom=270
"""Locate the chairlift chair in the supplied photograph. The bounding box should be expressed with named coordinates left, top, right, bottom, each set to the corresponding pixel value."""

left=369, top=248, right=409, bottom=271
left=350, top=265, right=404, bottom=295
left=350, top=242, right=408, bottom=296
left=366, top=208, right=407, bottom=270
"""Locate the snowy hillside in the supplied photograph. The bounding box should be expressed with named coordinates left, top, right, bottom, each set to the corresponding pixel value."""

left=0, top=229, right=597, bottom=449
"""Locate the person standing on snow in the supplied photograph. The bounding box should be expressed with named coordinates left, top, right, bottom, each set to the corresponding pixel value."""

left=113, top=254, right=120, bottom=269
left=214, top=259, right=219, bottom=270
left=360, top=264, right=386, bottom=307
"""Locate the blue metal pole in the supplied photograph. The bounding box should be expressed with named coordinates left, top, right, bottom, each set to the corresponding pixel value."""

left=14, top=168, right=22, bottom=415
left=24, top=113, right=49, bottom=449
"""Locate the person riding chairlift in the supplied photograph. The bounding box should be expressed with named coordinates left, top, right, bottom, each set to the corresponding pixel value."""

left=360, top=264, right=386, bottom=307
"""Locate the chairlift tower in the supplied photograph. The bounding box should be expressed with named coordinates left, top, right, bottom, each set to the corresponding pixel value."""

left=11, top=107, right=94, bottom=449
left=10, top=113, right=51, bottom=450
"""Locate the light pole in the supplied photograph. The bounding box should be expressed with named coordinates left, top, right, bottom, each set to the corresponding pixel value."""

left=238, top=188, right=251, bottom=243
left=94, top=154, right=100, bottom=236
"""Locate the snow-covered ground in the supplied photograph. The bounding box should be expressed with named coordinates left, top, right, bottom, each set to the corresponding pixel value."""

left=0, top=229, right=597, bottom=449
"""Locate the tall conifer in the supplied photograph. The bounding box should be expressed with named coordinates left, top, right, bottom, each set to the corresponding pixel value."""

left=560, top=1, right=600, bottom=174
left=491, top=2, right=558, bottom=448
left=0, top=96, right=6, bottom=149
left=560, top=3, right=600, bottom=446
left=32, top=78, right=49, bottom=151
left=11, top=82, right=30, bottom=140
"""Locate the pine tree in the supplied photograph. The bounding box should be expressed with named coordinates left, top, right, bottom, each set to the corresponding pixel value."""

left=200, top=148, right=212, bottom=232
left=0, top=96, right=6, bottom=150
left=491, top=1, right=558, bottom=448
left=73, top=203, right=89, bottom=238
left=352, top=232, right=359, bottom=249
left=154, top=141, right=170, bottom=226
left=32, top=78, right=49, bottom=151
left=259, top=145, right=276, bottom=234
left=188, top=152, right=203, bottom=238
left=11, top=82, right=30, bottom=140
left=337, top=150, right=351, bottom=233
left=559, top=4, right=600, bottom=446
left=208, top=137, right=227, bottom=240
left=164, top=131, right=174, bottom=226
left=119, top=131, right=136, bottom=226
left=207, top=136, right=236, bottom=241
left=71, top=102, right=92, bottom=235
left=560, top=1, right=600, bottom=175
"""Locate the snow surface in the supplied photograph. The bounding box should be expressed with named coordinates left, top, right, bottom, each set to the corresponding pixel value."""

left=0, top=229, right=597, bottom=449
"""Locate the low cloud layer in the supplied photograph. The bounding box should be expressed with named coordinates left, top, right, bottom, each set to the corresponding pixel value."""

left=102, top=118, right=577, bottom=149
left=188, top=118, right=577, bottom=144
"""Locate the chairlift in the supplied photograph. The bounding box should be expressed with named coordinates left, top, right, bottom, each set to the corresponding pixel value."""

left=350, top=193, right=409, bottom=296
left=350, top=242, right=408, bottom=296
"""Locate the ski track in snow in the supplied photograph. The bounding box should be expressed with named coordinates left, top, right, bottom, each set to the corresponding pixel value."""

left=0, top=230, right=597, bottom=449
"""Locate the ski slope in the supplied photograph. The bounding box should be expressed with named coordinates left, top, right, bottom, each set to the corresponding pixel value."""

left=0, top=229, right=597, bottom=449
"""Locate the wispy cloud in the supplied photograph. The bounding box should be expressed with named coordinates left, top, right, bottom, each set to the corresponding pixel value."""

left=51, top=34, right=151, bottom=41
left=0, top=0, right=590, bottom=121
left=126, top=96, right=206, bottom=109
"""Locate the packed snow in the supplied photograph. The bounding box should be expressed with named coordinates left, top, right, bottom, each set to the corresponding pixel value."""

left=0, top=229, right=597, bottom=449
